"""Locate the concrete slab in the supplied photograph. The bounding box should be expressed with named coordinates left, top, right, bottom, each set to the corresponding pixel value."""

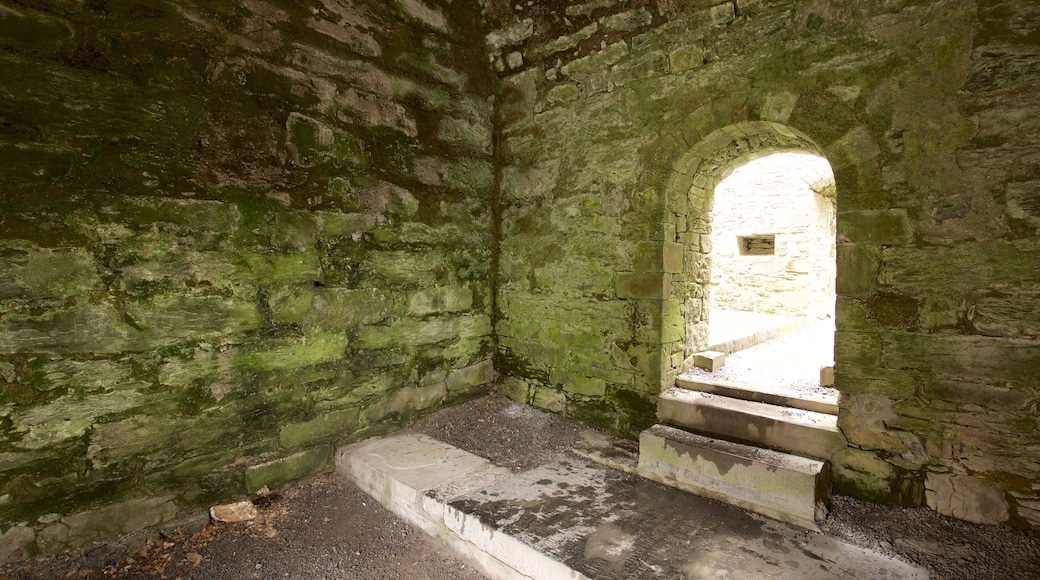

left=338, top=432, right=928, bottom=580
left=658, top=388, right=845, bottom=460
left=638, top=424, right=830, bottom=530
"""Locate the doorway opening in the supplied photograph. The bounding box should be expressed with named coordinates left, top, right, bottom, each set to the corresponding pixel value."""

left=693, top=152, right=837, bottom=400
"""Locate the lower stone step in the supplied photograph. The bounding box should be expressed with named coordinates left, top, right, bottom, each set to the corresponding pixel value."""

left=657, top=387, right=844, bottom=460
left=638, top=424, right=831, bottom=530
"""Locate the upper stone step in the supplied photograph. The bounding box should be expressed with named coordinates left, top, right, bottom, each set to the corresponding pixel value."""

left=657, top=387, right=844, bottom=460
left=675, top=375, right=838, bottom=416
left=638, top=424, right=830, bottom=531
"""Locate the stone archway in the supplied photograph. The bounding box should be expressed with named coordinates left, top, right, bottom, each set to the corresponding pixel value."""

left=659, top=121, right=829, bottom=373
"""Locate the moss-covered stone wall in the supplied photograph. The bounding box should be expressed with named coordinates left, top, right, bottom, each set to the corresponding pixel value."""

left=486, top=0, right=1040, bottom=529
left=0, top=0, right=493, bottom=558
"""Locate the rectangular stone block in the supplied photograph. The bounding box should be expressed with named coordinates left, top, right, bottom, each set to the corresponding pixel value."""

left=279, top=408, right=360, bottom=449
left=836, top=244, right=879, bottom=296
left=615, top=272, right=671, bottom=300
left=446, top=359, right=495, bottom=392
left=694, top=350, right=725, bottom=371
left=245, top=446, right=331, bottom=493
left=820, top=365, right=835, bottom=387
left=837, top=209, right=912, bottom=246
left=638, top=425, right=830, bottom=530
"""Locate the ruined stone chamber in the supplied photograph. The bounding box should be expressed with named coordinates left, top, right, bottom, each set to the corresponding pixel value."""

left=2, top=0, right=1040, bottom=563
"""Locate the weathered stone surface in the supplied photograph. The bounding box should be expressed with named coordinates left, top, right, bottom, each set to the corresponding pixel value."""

left=0, top=0, right=493, bottom=558
left=245, top=446, right=331, bottom=493
left=408, top=285, right=473, bottom=316
left=358, top=316, right=491, bottom=350
left=838, top=210, right=912, bottom=246
left=832, top=448, right=897, bottom=503
left=925, top=473, right=1009, bottom=525
left=40, top=496, right=179, bottom=555
left=0, top=246, right=102, bottom=301
left=210, top=500, right=259, bottom=523
left=13, top=390, right=146, bottom=450
left=0, top=524, right=34, bottom=564
left=615, top=273, right=671, bottom=300
left=446, top=359, right=495, bottom=392
left=279, top=408, right=360, bottom=449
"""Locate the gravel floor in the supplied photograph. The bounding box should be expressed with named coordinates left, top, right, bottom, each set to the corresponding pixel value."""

left=5, top=395, right=1039, bottom=580
left=0, top=473, right=484, bottom=580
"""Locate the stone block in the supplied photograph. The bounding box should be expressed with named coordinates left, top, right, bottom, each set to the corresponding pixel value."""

left=232, top=334, right=348, bottom=372
left=820, top=365, right=835, bottom=387
left=528, top=23, right=597, bottom=61
left=497, top=377, right=529, bottom=403
left=615, top=272, right=670, bottom=300
left=316, top=211, right=376, bottom=238
left=408, top=285, right=473, bottom=316
left=12, top=390, right=146, bottom=450
left=271, top=287, right=388, bottom=327
left=563, top=375, right=607, bottom=397
left=0, top=524, right=33, bottom=564
left=369, top=250, right=445, bottom=285
left=669, top=46, right=703, bottom=73
left=880, top=241, right=1040, bottom=292
left=438, top=115, right=492, bottom=156
left=279, top=408, right=360, bottom=449
left=51, top=496, right=178, bottom=554
left=638, top=425, right=830, bottom=530
left=823, top=125, right=881, bottom=170
left=245, top=446, right=331, bottom=493
left=831, top=448, right=897, bottom=503
left=532, top=386, right=566, bottom=413
left=693, top=351, right=725, bottom=371
left=838, top=209, right=912, bottom=246
left=603, top=8, right=653, bottom=32
left=836, top=244, right=879, bottom=296
left=925, top=472, right=1009, bottom=525
left=446, top=359, right=495, bottom=392
left=358, top=316, right=491, bottom=350
left=661, top=300, right=684, bottom=344
left=285, top=113, right=334, bottom=167
left=486, top=18, right=534, bottom=51
left=1006, top=180, right=1040, bottom=225
left=0, top=304, right=132, bottom=354
left=394, top=0, right=445, bottom=30
left=240, top=251, right=322, bottom=285
left=0, top=246, right=102, bottom=301
left=127, top=295, right=264, bottom=348
left=367, top=384, right=447, bottom=422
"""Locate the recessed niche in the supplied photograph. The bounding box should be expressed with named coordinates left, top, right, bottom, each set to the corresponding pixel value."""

left=738, top=235, right=775, bottom=256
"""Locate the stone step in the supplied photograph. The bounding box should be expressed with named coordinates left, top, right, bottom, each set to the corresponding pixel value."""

left=675, top=375, right=838, bottom=415
left=657, top=387, right=844, bottom=460
left=638, top=424, right=830, bottom=530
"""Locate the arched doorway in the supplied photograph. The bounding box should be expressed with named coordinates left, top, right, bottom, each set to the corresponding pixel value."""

left=700, top=152, right=837, bottom=399
left=659, top=120, right=838, bottom=400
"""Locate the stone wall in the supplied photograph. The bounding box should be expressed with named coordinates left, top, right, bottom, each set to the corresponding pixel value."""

left=708, top=152, right=836, bottom=319
left=486, top=0, right=1040, bottom=529
left=0, top=0, right=493, bottom=559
